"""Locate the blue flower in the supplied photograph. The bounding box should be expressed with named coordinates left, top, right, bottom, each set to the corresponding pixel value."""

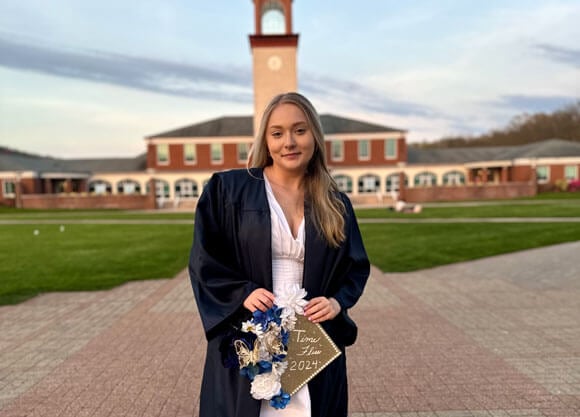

left=281, top=329, right=289, bottom=345
left=240, top=364, right=259, bottom=381
left=270, top=390, right=291, bottom=409
left=257, top=360, right=272, bottom=373
left=271, top=353, right=287, bottom=362
left=252, top=305, right=283, bottom=328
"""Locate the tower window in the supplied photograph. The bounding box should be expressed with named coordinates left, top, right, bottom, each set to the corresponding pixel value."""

left=262, top=1, right=285, bottom=34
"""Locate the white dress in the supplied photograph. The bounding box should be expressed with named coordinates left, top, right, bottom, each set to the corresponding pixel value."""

left=260, top=175, right=311, bottom=417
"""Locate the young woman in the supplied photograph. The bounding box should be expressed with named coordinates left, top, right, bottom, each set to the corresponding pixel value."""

left=189, top=92, right=370, bottom=417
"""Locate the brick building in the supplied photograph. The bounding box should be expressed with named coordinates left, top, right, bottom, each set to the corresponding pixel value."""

left=1, top=0, right=579, bottom=209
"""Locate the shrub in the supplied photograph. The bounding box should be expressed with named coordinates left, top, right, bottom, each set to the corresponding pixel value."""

left=568, top=180, right=580, bottom=192
left=554, top=179, right=568, bottom=192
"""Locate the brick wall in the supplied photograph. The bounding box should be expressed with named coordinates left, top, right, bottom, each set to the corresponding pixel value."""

left=403, top=182, right=537, bottom=203
left=20, top=194, right=156, bottom=210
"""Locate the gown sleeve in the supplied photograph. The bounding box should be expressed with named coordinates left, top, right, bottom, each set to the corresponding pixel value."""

left=189, top=173, right=259, bottom=339
left=330, top=194, right=370, bottom=311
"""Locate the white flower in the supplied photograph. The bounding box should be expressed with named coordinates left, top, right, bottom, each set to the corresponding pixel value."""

left=242, top=320, right=263, bottom=336
left=250, top=372, right=281, bottom=400
left=272, top=360, right=288, bottom=377
left=281, top=313, right=297, bottom=331
left=276, top=284, right=308, bottom=315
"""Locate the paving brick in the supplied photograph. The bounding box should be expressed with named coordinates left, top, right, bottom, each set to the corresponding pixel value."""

left=1, top=242, right=580, bottom=416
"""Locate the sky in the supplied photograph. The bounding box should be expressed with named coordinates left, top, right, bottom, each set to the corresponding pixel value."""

left=1, top=0, right=579, bottom=159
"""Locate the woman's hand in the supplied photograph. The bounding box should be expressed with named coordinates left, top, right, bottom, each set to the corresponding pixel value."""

left=304, top=297, right=341, bottom=323
left=243, top=288, right=276, bottom=312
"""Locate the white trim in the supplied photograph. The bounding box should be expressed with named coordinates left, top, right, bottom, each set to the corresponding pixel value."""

left=514, top=157, right=580, bottom=165
left=147, top=136, right=253, bottom=145
left=464, top=160, right=512, bottom=168
left=321, top=132, right=403, bottom=141
left=40, top=172, right=91, bottom=179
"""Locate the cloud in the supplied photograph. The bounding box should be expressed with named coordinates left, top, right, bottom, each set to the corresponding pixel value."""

left=0, top=33, right=253, bottom=103
left=495, top=94, right=578, bottom=113
left=535, top=43, right=580, bottom=67
left=301, top=73, right=438, bottom=118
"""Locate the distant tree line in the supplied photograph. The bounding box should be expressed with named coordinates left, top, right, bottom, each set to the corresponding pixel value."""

left=413, top=101, right=580, bottom=148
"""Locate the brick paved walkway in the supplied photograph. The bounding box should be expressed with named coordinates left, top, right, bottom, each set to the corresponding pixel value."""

left=1, top=241, right=579, bottom=417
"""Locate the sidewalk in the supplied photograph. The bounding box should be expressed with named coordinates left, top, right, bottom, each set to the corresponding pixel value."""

left=1, top=242, right=579, bottom=417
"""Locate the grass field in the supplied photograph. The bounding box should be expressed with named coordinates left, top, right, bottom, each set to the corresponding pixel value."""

left=1, top=194, right=579, bottom=305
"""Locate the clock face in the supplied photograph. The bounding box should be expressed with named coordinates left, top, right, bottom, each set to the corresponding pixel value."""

left=267, top=55, right=282, bottom=71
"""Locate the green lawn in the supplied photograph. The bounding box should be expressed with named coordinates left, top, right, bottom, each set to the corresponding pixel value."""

left=361, top=222, right=580, bottom=272
left=1, top=196, right=580, bottom=305
left=0, top=224, right=193, bottom=305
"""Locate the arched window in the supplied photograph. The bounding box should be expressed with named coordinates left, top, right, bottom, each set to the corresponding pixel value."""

left=174, top=179, right=199, bottom=198
left=116, top=179, right=141, bottom=194
left=333, top=174, right=353, bottom=193
left=414, top=172, right=437, bottom=187
left=88, top=180, right=112, bottom=194
left=262, top=1, right=285, bottom=34
left=443, top=171, right=466, bottom=186
left=358, top=174, right=380, bottom=193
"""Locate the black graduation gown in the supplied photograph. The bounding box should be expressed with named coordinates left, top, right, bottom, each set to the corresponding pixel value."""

left=189, top=168, right=370, bottom=417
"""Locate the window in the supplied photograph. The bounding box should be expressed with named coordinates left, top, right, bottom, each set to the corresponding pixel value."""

left=330, top=141, right=343, bottom=161
left=157, top=144, right=169, bottom=165
left=117, top=180, right=141, bottom=194
left=358, top=174, right=379, bottom=193
left=333, top=175, right=353, bottom=193
left=565, top=165, right=578, bottom=181
left=358, top=140, right=370, bottom=160
left=184, top=144, right=196, bottom=164
left=146, top=180, right=170, bottom=198
left=211, top=143, right=223, bottom=164
left=2, top=180, right=15, bottom=196
left=175, top=179, right=198, bottom=198
left=536, top=166, right=549, bottom=183
left=88, top=180, right=112, bottom=194
left=414, top=172, right=437, bottom=187
left=385, top=173, right=404, bottom=192
left=237, top=143, right=249, bottom=163
left=384, top=139, right=397, bottom=159
left=262, top=1, right=285, bottom=34
left=443, top=171, right=466, bottom=186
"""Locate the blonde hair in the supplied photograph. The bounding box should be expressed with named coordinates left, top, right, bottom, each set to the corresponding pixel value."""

left=248, top=92, right=346, bottom=247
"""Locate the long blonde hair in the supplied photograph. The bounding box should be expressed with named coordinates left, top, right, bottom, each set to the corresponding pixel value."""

left=248, top=92, right=346, bottom=247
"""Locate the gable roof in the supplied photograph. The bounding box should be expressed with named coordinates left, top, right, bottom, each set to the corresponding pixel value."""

left=0, top=153, right=147, bottom=174
left=408, top=139, right=580, bottom=164
left=320, top=114, right=405, bottom=134
left=148, top=116, right=254, bottom=138
left=147, top=114, right=405, bottom=139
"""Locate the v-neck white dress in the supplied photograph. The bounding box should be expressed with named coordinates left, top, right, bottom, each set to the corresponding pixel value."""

left=260, top=175, right=311, bottom=417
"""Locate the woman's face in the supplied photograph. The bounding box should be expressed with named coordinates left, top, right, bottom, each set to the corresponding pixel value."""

left=265, top=103, right=316, bottom=175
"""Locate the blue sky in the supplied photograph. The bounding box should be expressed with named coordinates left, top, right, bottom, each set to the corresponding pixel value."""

left=1, top=0, right=579, bottom=158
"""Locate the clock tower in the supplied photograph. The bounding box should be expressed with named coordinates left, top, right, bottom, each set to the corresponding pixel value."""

left=249, top=0, right=299, bottom=133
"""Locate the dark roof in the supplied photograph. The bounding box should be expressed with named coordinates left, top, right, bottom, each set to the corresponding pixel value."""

left=320, top=114, right=405, bottom=134
left=408, top=139, right=580, bottom=164
left=147, top=114, right=405, bottom=139
left=148, top=116, right=254, bottom=138
left=0, top=153, right=147, bottom=174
